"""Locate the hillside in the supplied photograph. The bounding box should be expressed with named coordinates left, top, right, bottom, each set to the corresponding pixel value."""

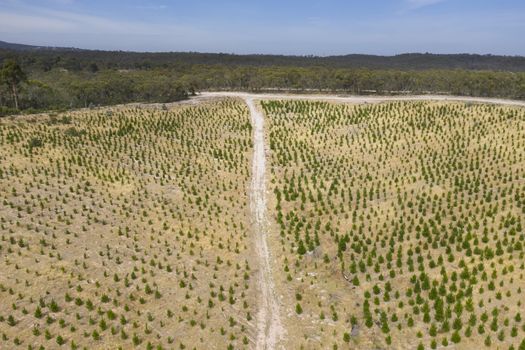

left=0, top=40, right=81, bottom=52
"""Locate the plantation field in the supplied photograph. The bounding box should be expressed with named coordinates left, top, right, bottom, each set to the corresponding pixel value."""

left=0, top=99, right=257, bottom=349
left=263, top=100, right=525, bottom=349
left=2, top=95, right=525, bottom=350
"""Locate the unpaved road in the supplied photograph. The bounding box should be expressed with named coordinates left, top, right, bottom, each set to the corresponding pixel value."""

left=198, top=91, right=525, bottom=107
left=245, top=97, right=284, bottom=350
left=218, top=92, right=524, bottom=350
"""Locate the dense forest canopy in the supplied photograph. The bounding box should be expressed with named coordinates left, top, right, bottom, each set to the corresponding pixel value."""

left=3, top=41, right=525, bottom=71
left=1, top=40, right=525, bottom=115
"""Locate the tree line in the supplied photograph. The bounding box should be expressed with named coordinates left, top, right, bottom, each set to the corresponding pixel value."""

left=1, top=48, right=525, bottom=115
left=3, top=44, right=525, bottom=71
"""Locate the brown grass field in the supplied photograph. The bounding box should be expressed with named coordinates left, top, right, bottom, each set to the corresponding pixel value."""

left=1, top=97, right=525, bottom=350
left=0, top=98, right=258, bottom=350
left=263, top=100, right=525, bottom=349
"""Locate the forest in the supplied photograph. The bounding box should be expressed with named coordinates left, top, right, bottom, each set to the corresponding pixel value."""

left=1, top=42, right=525, bottom=115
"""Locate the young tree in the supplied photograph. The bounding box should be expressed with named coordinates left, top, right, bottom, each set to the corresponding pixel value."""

left=0, top=59, right=26, bottom=110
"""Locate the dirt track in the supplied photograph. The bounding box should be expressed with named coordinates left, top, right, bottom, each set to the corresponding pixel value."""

left=198, top=91, right=525, bottom=107
left=245, top=97, right=284, bottom=350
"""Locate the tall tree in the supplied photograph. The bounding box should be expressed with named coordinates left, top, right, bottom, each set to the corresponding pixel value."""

left=1, top=59, right=26, bottom=110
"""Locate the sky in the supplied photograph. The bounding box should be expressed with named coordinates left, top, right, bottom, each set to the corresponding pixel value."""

left=0, top=0, right=524, bottom=56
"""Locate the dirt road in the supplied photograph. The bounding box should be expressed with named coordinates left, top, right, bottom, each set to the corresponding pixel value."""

left=245, top=97, right=284, bottom=350
left=198, top=91, right=525, bottom=107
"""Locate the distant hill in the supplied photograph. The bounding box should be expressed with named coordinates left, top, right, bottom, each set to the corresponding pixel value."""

left=322, top=53, right=525, bottom=71
left=1, top=40, right=525, bottom=71
left=0, top=40, right=82, bottom=52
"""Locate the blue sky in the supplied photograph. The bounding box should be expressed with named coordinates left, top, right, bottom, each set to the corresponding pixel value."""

left=0, top=0, right=524, bottom=55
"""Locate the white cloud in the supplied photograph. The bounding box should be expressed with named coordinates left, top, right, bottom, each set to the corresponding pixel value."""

left=0, top=5, right=195, bottom=36
left=0, top=12, right=73, bottom=31
left=48, top=0, right=75, bottom=4
left=405, top=0, right=447, bottom=10
left=133, top=5, right=168, bottom=10
left=0, top=2, right=219, bottom=52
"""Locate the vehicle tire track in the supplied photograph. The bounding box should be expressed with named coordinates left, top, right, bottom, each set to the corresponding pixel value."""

left=245, top=97, right=284, bottom=350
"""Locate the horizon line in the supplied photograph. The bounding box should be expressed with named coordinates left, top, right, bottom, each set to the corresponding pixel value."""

left=2, top=40, right=525, bottom=59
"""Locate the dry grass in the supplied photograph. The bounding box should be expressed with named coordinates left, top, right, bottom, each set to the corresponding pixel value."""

left=2, top=97, right=525, bottom=350
left=0, top=98, right=257, bottom=349
left=263, top=100, right=525, bottom=349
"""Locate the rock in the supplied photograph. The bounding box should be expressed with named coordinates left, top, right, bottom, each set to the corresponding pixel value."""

left=351, top=324, right=359, bottom=337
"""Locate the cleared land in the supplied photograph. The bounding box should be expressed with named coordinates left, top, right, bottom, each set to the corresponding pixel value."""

left=0, top=99, right=258, bottom=349
left=1, top=94, right=525, bottom=350
left=263, top=99, right=525, bottom=349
